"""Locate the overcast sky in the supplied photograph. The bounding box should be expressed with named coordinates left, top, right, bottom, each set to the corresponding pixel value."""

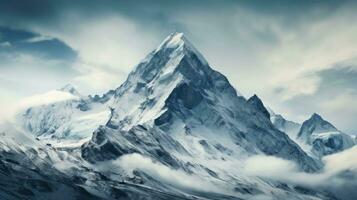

left=1, top=0, right=357, bottom=134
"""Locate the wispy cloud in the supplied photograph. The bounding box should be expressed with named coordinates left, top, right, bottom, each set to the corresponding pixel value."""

left=0, top=90, right=78, bottom=123
left=72, top=61, right=126, bottom=94
left=101, top=153, right=228, bottom=194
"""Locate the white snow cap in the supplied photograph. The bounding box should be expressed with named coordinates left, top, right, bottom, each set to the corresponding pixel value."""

left=156, top=32, right=208, bottom=65
left=157, top=32, right=186, bottom=50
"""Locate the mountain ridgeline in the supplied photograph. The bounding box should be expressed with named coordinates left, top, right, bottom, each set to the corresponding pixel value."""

left=2, top=33, right=354, bottom=200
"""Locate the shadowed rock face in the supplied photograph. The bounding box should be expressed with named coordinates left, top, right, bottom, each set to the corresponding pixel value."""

left=81, top=126, right=135, bottom=163
left=154, top=110, right=172, bottom=126
left=167, top=83, right=203, bottom=109
left=313, top=136, right=343, bottom=153
left=247, top=94, right=270, bottom=119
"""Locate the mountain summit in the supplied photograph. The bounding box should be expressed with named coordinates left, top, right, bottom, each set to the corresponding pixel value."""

left=297, top=113, right=338, bottom=143
left=155, top=32, right=208, bottom=65
left=247, top=94, right=270, bottom=119
left=118, top=32, right=236, bottom=97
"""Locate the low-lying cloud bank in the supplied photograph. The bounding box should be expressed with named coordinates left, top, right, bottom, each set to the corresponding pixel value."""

left=243, top=146, right=357, bottom=200
left=0, top=90, right=79, bottom=123
left=108, top=147, right=357, bottom=199
left=115, top=153, right=228, bottom=193
left=16, top=90, right=78, bottom=109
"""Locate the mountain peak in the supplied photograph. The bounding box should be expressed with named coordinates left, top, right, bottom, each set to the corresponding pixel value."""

left=307, top=113, right=336, bottom=128
left=155, top=32, right=208, bottom=66
left=247, top=94, right=270, bottom=119
left=59, top=84, right=81, bottom=96
left=124, top=32, right=218, bottom=89
left=297, top=114, right=355, bottom=156
left=157, top=32, right=186, bottom=50
left=311, top=113, right=322, bottom=120
left=249, top=94, right=259, bottom=100
left=306, top=113, right=337, bottom=130
left=297, top=113, right=338, bottom=142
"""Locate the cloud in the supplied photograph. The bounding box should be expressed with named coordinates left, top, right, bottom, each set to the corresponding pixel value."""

left=114, top=153, right=226, bottom=193
left=92, top=149, right=357, bottom=200
left=0, top=89, right=78, bottom=123
left=41, top=15, right=160, bottom=72
left=119, top=154, right=219, bottom=192
left=0, top=41, right=11, bottom=47
left=12, top=90, right=78, bottom=120
left=21, top=15, right=163, bottom=92
left=273, top=66, right=357, bottom=134
left=243, top=155, right=324, bottom=185
left=0, top=52, right=75, bottom=91
left=0, top=27, right=80, bottom=123
left=243, top=155, right=298, bottom=178
left=72, top=62, right=126, bottom=94
left=319, top=90, right=357, bottom=132
left=242, top=147, right=357, bottom=200
left=0, top=26, right=77, bottom=61
left=16, top=90, right=78, bottom=109
left=323, top=145, right=357, bottom=174
left=0, top=50, right=78, bottom=122
left=24, top=35, right=53, bottom=43
left=273, top=74, right=321, bottom=100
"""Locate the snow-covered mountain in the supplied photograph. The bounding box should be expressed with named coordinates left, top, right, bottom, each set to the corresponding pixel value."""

left=1, top=33, right=348, bottom=200
left=297, top=113, right=355, bottom=156
left=267, top=109, right=355, bottom=157
left=92, top=33, right=318, bottom=166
